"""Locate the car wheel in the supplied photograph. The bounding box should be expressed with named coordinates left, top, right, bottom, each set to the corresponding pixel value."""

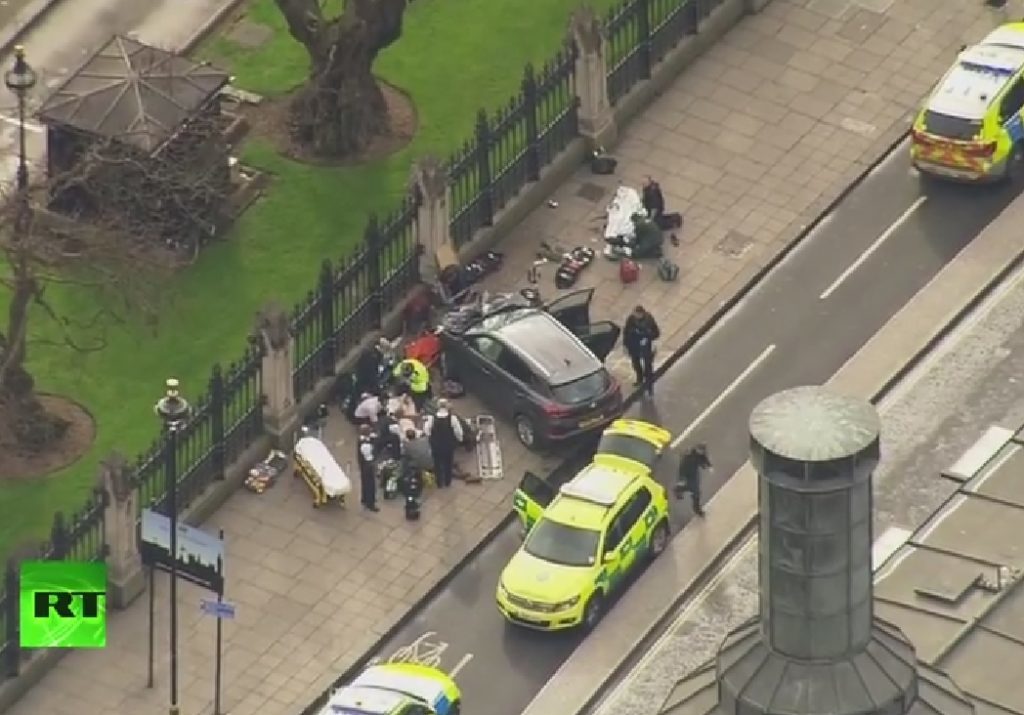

left=649, top=521, right=670, bottom=559
left=582, top=593, right=605, bottom=632
left=515, top=414, right=539, bottom=450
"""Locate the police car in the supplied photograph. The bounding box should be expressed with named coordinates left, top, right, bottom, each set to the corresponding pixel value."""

left=498, top=419, right=672, bottom=631
left=912, top=23, right=1024, bottom=182
left=319, top=662, right=461, bottom=715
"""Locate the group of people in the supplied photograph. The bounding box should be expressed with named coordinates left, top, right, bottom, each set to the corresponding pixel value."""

left=605, top=177, right=674, bottom=260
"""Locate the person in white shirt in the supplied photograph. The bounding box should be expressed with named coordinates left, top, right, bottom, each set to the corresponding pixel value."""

left=353, top=393, right=382, bottom=423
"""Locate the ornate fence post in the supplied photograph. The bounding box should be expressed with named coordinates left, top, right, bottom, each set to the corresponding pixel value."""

left=522, top=65, right=541, bottom=182
left=49, top=512, right=69, bottom=559
left=209, top=365, right=226, bottom=479
left=636, top=0, right=652, bottom=80
left=4, top=559, right=19, bottom=676
left=474, top=110, right=495, bottom=227
left=100, top=453, right=145, bottom=608
left=318, top=260, right=337, bottom=371
left=254, top=302, right=298, bottom=444
left=570, top=6, right=618, bottom=149
left=410, top=156, right=453, bottom=285
left=364, top=217, right=384, bottom=329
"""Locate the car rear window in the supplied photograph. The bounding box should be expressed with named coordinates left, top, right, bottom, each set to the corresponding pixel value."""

left=924, top=110, right=982, bottom=140
left=550, top=369, right=610, bottom=405
left=597, top=433, right=659, bottom=470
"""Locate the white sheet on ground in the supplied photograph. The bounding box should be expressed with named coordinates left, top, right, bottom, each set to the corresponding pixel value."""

left=605, top=185, right=645, bottom=240
left=295, top=436, right=351, bottom=497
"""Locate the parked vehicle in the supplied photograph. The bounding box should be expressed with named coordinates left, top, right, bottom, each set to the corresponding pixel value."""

left=316, top=662, right=461, bottom=715
left=439, top=289, right=622, bottom=449
left=498, top=448, right=671, bottom=632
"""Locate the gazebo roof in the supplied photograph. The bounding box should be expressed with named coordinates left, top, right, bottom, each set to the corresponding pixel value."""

left=38, top=35, right=230, bottom=153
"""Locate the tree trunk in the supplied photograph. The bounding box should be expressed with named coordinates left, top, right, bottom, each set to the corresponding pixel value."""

left=0, top=258, right=69, bottom=453
left=274, top=0, right=407, bottom=157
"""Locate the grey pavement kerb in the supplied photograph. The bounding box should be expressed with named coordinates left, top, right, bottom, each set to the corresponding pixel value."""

left=520, top=188, right=1024, bottom=715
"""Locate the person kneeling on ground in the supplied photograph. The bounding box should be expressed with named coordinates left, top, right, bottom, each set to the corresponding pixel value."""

left=642, top=176, right=665, bottom=221
left=394, top=357, right=431, bottom=411
left=626, top=213, right=665, bottom=259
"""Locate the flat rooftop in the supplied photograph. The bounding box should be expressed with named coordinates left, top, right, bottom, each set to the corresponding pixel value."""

left=874, top=428, right=1024, bottom=715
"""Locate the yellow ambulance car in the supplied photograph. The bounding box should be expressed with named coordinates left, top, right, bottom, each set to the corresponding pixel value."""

left=912, top=23, right=1024, bottom=182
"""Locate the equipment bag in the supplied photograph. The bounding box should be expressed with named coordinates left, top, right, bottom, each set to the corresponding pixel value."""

left=591, top=154, right=618, bottom=175
left=555, top=266, right=579, bottom=289
left=619, top=258, right=640, bottom=284
left=658, top=258, right=680, bottom=282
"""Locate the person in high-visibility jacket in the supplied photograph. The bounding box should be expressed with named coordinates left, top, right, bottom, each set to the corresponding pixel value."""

left=394, top=357, right=431, bottom=410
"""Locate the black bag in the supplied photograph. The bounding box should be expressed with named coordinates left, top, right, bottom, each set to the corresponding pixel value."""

left=658, top=258, right=680, bottom=282
left=555, top=265, right=580, bottom=289
left=656, top=212, right=683, bottom=230
left=591, top=154, right=618, bottom=175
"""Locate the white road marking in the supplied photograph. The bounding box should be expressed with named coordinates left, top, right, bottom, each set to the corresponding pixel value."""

left=669, top=344, right=776, bottom=449
left=819, top=196, right=927, bottom=300
left=449, top=653, right=473, bottom=677
left=966, top=439, right=1018, bottom=492
left=0, top=115, right=44, bottom=133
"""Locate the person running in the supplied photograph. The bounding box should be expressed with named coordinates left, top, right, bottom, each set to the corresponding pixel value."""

left=676, top=443, right=711, bottom=517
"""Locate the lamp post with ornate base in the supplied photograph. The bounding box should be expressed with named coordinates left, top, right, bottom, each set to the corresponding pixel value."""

left=155, top=379, right=190, bottom=715
left=4, top=46, right=37, bottom=192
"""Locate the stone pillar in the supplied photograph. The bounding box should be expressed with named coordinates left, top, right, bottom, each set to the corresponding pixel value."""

left=410, top=155, right=455, bottom=282
left=745, top=0, right=773, bottom=12
left=255, top=302, right=298, bottom=443
left=570, top=6, right=618, bottom=150
left=99, top=453, right=144, bottom=609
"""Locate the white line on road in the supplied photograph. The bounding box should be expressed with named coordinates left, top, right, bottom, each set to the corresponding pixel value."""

left=819, top=196, right=927, bottom=300
left=0, top=115, right=44, bottom=133
left=669, top=344, right=776, bottom=449
left=449, top=653, right=473, bottom=677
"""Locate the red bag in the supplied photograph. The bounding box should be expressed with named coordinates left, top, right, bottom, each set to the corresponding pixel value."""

left=619, top=259, right=639, bottom=284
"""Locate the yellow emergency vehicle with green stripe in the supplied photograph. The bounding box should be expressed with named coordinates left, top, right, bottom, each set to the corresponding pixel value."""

left=497, top=419, right=672, bottom=631
left=911, top=23, right=1024, bottom=182
left=317, top=661, right=461, bottom=715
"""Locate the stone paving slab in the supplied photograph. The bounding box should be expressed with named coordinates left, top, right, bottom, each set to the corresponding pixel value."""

left=7, top=0, right=1020, bottom=713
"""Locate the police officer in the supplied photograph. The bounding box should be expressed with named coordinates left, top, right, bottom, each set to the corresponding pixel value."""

left=424, top=399, right=464, bottom=488
left=676, top=443, right=711, bottom=517
left=623, top=305, right=661, bottom=396
left=394, top=357, right=431, bottom=411
left=357, top=424, right=379, bottom=512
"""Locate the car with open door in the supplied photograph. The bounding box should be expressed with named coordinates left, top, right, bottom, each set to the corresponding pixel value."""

left=498, top=461, right=671, bottom=632
left=439, top=288, right=622, bottom=449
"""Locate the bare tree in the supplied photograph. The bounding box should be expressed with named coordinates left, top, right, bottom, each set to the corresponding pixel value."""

left=0, top=118, right=227, bottom=453
left=274, top=0, right=407, bottom=157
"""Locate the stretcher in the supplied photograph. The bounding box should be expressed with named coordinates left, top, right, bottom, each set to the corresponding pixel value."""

left=293, top=436, right=352, bottom=507
left=475, top=415, right=503, bottom=481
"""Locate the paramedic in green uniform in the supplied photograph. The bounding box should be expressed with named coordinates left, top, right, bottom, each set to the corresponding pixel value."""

left=394, top=357, right=431, bottom=410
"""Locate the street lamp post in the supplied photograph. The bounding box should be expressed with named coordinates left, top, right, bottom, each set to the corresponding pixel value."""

left=155, top=378, right=191, bottom=715
left=4, top=46, right=37, bottom=192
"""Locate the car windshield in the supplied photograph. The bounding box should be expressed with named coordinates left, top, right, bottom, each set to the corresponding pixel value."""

left=923, top=110, right=982, bottom=140
left=598, top=433, right=659, bottom=469
left=524, top=519, right=600, bottom=567
left=550, top=369, right=609, bottom=405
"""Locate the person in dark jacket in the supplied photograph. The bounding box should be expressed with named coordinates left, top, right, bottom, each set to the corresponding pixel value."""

left=623, top=305, right=661, bottom=396
left=424, top=399, right=464, bottom=488
left=357, top=424, right=379, bottom=512
left=375, top=406, right=402, bottom=458
left=676, top=443, right=711, bottom=516
left=642, top=176, right=665, bottom=220
left=355, top=342, right=384, bottom=395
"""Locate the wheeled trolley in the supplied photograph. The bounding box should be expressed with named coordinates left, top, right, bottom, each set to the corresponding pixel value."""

left=293, top=436, right=352, bottom=507
left=475, top=415, right=503, bottom=480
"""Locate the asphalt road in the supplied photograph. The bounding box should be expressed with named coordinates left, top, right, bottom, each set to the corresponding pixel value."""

left=345, top=142, right=1023, bottom=715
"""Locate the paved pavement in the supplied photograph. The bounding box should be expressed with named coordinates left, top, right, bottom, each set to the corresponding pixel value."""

left=4, top=0, right=1023, bottom=713
left=356, top=121, right=1023, bottom=715
left=592, top=250, right=1024, bottom=715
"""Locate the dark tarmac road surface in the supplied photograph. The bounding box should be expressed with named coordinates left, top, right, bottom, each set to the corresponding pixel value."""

left=316, top=142, right=1023, bottom=715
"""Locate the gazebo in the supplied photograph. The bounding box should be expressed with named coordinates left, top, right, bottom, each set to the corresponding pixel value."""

left=37, top=35, right=232, bottom=245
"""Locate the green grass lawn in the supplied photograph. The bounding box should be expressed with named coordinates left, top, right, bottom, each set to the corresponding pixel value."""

left=0, top=0, right=617, bottom=562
